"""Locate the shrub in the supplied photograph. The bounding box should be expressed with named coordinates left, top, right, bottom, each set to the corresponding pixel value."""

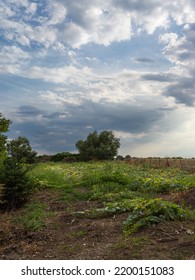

left=0, top=158, right=35, bottom=210
left=123, top=198, right=193, bottom=234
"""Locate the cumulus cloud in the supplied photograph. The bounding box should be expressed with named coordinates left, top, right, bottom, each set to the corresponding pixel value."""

left=29, top=66, right=174, bottom=109
left=39, top=91, right=82, bottom=106
left=165, top=76, right=195, bottom=106
left=26, top=65, right=94, bottom=85
left=170, top=0, right=195, bottom=25
left=47, top=1, right=67, bottom=25
left=1, top=0, right=195, bottom=49
left=0, top=45, right=30, bottom=74
left=56, top=2, right=133, bottom=48
left=159, top=24, right=195, bottom=106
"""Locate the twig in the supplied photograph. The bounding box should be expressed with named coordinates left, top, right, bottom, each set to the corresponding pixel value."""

left=157, top=237, right=178, bottom=243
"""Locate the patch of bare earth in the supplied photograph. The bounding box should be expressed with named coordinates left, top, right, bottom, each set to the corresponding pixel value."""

left=0, top=188, right=195, bottom=259
left=158, top=187, right=195, bottom=210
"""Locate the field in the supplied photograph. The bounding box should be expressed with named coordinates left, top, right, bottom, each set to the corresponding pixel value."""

left=1, top=161, right=195, bottom=259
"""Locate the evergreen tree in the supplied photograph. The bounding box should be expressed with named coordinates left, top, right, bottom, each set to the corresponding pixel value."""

left=7, top=136, right=37, bottom=163
left=0, top=158, right=34, bottom=209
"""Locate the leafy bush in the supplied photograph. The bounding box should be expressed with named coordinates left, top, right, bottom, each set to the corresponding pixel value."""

left=0, top=158, right=35, bottom=210
left=72, top=197, right=194, bottom=228
left=123, top=198, right=193, bottom=234
left=74, top=198, right=194, bottom=232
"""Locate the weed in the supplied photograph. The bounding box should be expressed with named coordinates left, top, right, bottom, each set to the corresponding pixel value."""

left=123, top=198, right=194, bottom=234
left=27, top=162, right=195, bottom=234
left=14, top=202, right=53, bottom=231
left=110, top=235, right=150, bottom=259
left=71, top=230, right=87, bottom=238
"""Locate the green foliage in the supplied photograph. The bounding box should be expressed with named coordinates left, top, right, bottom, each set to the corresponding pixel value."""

left=0, top=158, right=35, bottom=210
left=27, top=162, right=195, bottom=233
left=0, top=113, right=11, bottom=134
left=29, top=162, right=73, bottom=189
left=0, top=113, right=11, bottom=163
left=51, top=152, right=71, bottom=162
left=82, top=168, right=130, bottom=188
left=79, top=163, right=188, bottom=201
left=7, top=136, right=37, bottom=164
left=50, top=152, right=79, bottom=162
left=0, top=115, right=37, bottom=210
left=123, top=198, right=193, bottom=234
left=29, top=161, right=194, bottom=200
left=73, top=197, right=194, bottom=233
left=75, top=130, right=120, bottom=161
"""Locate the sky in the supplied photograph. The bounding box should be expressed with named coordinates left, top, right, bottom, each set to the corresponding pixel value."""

left=1, top=0, right=195, bottom=157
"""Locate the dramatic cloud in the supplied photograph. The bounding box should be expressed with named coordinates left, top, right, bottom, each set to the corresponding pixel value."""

left=8, top=100, right=164, bottom=154
left=1, top=0, right=195, bottom=156
left=160, top=24, right=195, bottom=106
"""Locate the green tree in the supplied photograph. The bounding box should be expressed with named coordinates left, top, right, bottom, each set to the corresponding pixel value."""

left=76, top=130, right=120, bottom=161
left=0, top=115, right=36, bottom=210
left=51, top=152, right=71, bottom=162
left=0, top=113, right=11, bottom=163
left=0, top=158, right=35, bottom=209
left=7, top=136, right=37, bottom=164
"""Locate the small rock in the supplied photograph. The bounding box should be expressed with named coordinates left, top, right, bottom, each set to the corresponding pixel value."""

left=186, top=229, right=194, bottom=235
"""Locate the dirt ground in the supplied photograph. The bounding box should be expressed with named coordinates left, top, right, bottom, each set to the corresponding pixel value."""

left=0, top=188, right=195, bottom=260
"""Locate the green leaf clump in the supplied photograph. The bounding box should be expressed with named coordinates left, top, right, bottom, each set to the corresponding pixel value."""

left=123, top=198, right=193, bottom=234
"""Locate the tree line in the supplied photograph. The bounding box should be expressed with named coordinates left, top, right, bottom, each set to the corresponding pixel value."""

left=39, top=130, right=120, bottom=162
left=0, top=113, right=121, bottom=210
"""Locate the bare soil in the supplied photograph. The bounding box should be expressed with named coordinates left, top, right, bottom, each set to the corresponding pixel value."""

left=0, top=188, right=195, bottom=260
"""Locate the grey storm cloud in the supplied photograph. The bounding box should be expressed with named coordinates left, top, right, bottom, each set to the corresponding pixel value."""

left=135, top=58, right=155, bottom=64
left=16, top=105, right=45, bottom=116
left=112, top=0, right=161, bottom=12
left=142, top=73, right=174, bottom=82
left=155, top=23, right=195, bottom=107
left=47, top=100, right=163, bottom=134
left=8, top=101, right=164, bottom=154
left=164, top=75, right=195, bottom=107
